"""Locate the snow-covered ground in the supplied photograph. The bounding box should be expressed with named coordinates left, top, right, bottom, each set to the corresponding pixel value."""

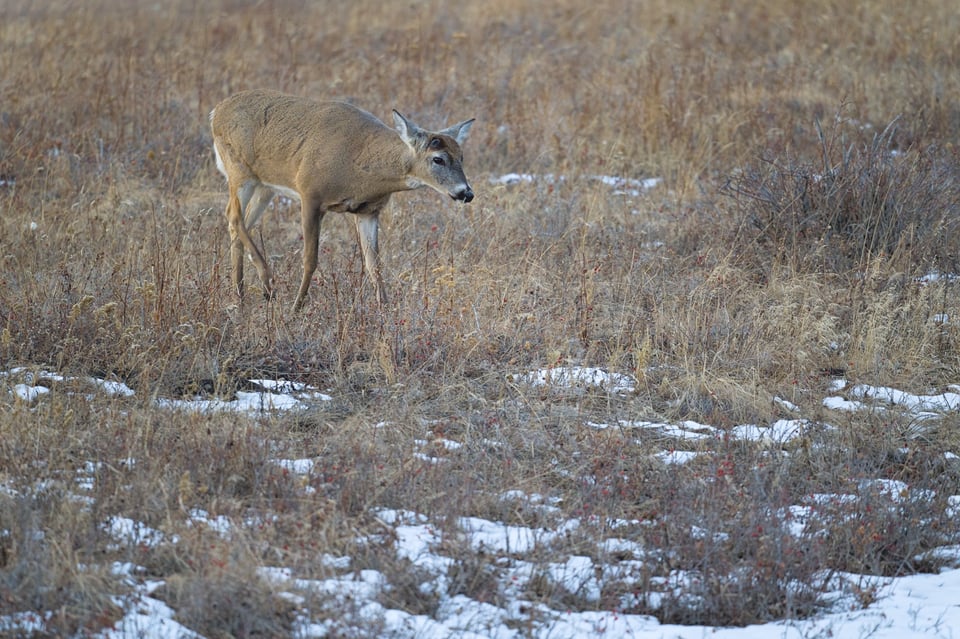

left=491, top=172, right=663, bottom=198
left=3, top=360, right=960, bottom=638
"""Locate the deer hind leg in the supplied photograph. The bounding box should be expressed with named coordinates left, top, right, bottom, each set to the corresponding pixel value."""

left=225, top=186, right=247, bottom=300
left=244, top=185, right=274, bottom=231
left=244, top=185, right=277, bottom=298
left=355, top=211, right=386, bottom=308
left=293, top=198, right=325, bottom=313
left=228, top=181, right=275, bottom=301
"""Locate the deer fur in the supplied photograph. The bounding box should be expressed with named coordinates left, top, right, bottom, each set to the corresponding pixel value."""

left=210, top=89, right=474, bottom=311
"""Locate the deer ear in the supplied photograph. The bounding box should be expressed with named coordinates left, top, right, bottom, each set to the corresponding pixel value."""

left=393, top=110, right=422, bottom=145
left=440, top=118, right=475, bottom=145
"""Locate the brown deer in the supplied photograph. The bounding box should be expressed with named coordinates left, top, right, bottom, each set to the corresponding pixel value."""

left=210, top=89, right=474, bottom=311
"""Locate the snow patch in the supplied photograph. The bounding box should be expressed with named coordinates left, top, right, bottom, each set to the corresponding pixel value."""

left=518, top=366, right=636, bottom=394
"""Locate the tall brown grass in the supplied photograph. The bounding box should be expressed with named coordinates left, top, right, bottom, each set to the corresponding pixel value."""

left=1, top=0, right=959, bottom=634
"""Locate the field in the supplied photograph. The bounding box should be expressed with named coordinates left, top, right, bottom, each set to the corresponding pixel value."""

left=2, top=0, right=960, bottom=637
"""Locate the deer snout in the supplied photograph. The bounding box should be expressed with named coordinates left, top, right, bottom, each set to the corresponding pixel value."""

left=452, top=186, right=474, bottom=203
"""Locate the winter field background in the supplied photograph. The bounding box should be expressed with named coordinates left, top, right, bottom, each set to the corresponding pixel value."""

left=2, top=1, right=960, bottom=637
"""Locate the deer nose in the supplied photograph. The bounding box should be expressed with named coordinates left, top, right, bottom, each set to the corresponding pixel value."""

left=458, top=187, right=474, bottom=203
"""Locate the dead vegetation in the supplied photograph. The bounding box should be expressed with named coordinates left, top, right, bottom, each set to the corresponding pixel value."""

left=1, top=0, right=960, bottom=634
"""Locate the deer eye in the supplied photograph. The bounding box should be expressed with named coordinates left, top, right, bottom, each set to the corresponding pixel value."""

left=432, top=156, right=445, bottom=166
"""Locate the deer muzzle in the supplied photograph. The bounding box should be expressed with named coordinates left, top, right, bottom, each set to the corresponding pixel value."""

left=452, top=186, right=474, bottom=203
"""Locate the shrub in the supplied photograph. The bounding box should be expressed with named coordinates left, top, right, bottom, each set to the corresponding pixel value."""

left=724, top=114, right=960, bottom=277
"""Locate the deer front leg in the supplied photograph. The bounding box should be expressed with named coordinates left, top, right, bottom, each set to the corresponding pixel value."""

left=355, top=211, right=386, bottom=308
left=293, top=200, right=325, bottom=313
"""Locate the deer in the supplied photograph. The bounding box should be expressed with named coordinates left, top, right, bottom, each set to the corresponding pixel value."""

left=210, top=89, right=475, bottom=312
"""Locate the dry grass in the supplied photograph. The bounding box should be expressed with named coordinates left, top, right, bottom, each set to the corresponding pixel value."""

left=2, top=0, right=960, bottom=634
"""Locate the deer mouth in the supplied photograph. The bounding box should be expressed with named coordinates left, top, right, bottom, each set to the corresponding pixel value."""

left=451, top=187, right=474, bottom=203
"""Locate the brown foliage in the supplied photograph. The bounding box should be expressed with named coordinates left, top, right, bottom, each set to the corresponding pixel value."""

left=1, top=0, right=959, bottom=632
